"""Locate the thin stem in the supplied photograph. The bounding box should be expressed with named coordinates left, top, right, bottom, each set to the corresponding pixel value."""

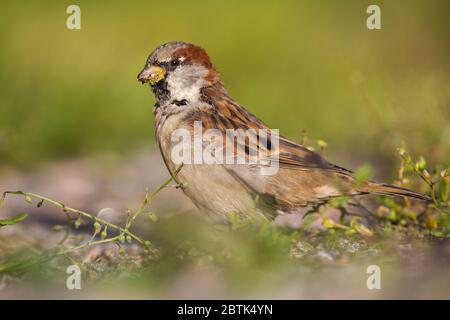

left=58, top=236, right=119, bottom=255
left=2, top=191, right=146, bottom=245
left=126, top=164, right=184, bottom=230
left=398, top=152, right=439, bottom=206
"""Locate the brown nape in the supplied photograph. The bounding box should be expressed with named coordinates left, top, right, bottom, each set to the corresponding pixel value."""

left=204, top=68, right=220, bottom=83
left=174, top=44, right=213, bottom=69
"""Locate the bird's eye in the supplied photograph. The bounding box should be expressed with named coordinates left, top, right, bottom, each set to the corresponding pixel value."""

left=170, top=59, right=180, bottom=67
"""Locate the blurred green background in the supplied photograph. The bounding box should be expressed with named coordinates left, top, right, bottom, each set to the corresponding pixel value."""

left=0, top=0, right=449, bottom=170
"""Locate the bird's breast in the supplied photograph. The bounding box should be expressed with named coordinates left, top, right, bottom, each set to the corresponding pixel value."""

left=154, top=110, right=262, bottom=219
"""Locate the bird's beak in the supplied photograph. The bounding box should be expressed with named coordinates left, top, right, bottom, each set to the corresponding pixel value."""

left=137, top=65, right=166, bottom=85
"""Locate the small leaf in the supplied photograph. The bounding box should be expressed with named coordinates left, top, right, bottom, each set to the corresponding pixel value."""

left=316, top=139, right=328, bottom=150
left=101, top=226, right=108, bottom=239
left=0, top=213, right=28, bottom=227
left=93, top=222, right=101, bottom=234
left=431, top=231, right=444, bottom=237
left=438, top=178, right=448, bottom=202
left=147, top=212, right=158, bottom=223
left=329, top=196, right=350, bottom=208
left=350, top=216, right=361, bottom=228
left=415, top=157, right=426, bottom=171
left=388, top=209, right=397, bottom=222
left=74, top=216, right=81, bottom=229
left=425, top=214, right=437, bottom=230
left=118, top=233, right=125, bottom=243
left=405, top=209, right=418, bottom=223
left=349, top=217, right=373, bottom=236
left=354, top=164, right=373, bottom=184
left=24, top=195, right=32, bottom=203
left=322, top=217, right=336, bottom=229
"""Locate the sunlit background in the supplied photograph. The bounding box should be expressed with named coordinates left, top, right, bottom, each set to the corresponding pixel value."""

left=1, top=0, right=449, bottom=167
left=0, top=0, right=449, bottom=299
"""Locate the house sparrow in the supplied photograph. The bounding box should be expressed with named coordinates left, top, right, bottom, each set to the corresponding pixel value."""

left=137, top=41, right=429, bottom=221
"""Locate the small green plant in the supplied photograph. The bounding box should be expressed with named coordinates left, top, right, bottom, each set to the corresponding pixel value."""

left=0, top=165, right=184, bottom=257
left=0, top=213, right=28, bottom=228
left=397, top=147, right=449, bottom=207
left=363, top=147, right=450, bottom=237
left=302, top=145, right=450, bottom=238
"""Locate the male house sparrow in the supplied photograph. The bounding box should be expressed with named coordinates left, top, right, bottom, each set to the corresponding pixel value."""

left=138, top=41, right=429, bottom=220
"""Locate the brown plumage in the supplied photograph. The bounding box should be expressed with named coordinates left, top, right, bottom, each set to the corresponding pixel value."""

left=137, top=42, right=430, bottom=220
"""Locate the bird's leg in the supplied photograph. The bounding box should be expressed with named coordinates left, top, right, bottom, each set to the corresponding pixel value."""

left=337, top=205, right=348, bottom=225
left=302, top=202, right=324, bottom=220
left=347, top=198, right=377, bottom=226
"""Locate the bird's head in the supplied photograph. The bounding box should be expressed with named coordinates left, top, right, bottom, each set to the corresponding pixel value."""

left=137, top=42, right=221, bottom=104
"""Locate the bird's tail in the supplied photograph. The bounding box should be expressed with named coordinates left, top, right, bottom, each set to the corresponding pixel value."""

left=357, top=182, right=431, bottom=201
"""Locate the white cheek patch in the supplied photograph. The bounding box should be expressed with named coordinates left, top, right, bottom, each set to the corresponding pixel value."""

left=166, top=65, right=208, bottom=102
left=314, top=185, right=340, bottom=198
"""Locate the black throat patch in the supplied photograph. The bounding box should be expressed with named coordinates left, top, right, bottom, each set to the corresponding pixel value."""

left=172, top=99, right=187, bottom=106
left=151, top=80, right=170, bottom=104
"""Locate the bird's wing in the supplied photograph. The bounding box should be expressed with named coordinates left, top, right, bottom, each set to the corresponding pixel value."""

left=276, top=136, right=353, bottom=175
left=197, top=103, right=352, bottom=175
left=190, top=105, right=357, bottom=209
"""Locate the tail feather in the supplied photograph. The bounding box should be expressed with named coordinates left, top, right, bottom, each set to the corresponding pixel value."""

left=358, top=182, right=431, bottom=201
